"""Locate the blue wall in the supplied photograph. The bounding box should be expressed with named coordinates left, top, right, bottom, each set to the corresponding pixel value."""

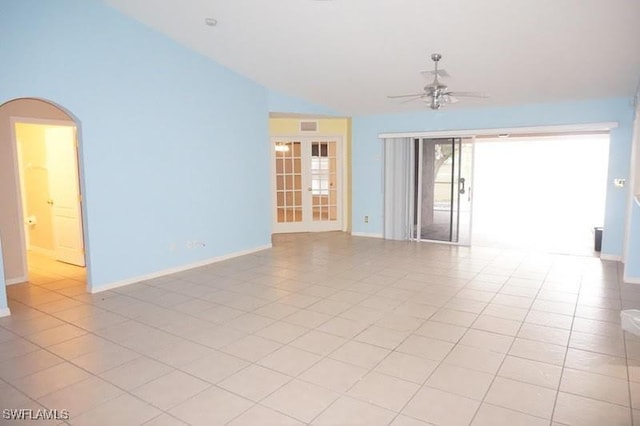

left=352, top=98, right=636, bottom=258
left=1, top=0, right=272, bottom=290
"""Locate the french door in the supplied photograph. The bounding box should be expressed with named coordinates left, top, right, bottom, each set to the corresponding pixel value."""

left=272, top=137, right=342, bottom=233
left=413, top=137, right=474, bottom=244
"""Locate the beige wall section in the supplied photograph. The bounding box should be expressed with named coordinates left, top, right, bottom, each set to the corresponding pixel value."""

left=15, top=123, right=55, bottom=253
left=269, top=117, right=352, bottom=232
left=0, top=98, right=72, bottom=282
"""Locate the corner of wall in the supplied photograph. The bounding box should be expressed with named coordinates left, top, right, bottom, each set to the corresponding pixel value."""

left=623, top=101, right=640, bottom=283
left=267, top=89, right=343, bottom=117
left=0, top=238, right=9, bottom=315
left=90, top=243, right=272, bottom=294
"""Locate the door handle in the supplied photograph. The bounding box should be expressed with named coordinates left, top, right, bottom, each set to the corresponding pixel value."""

left=459, top=177, right=466, bottom=195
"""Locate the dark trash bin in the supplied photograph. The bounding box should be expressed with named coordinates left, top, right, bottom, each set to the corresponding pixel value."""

left=594, top=227, right=603, bottom=252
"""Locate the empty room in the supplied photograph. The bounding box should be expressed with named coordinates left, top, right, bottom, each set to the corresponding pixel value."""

left=1, top=1, right=640, bottom=425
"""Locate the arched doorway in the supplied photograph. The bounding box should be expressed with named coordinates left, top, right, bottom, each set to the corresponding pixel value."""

left=0, top=98, right=88, bottom=301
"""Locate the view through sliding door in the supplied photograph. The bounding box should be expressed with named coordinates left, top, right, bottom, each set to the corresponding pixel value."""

left=413, top=137, right=474, bottom=244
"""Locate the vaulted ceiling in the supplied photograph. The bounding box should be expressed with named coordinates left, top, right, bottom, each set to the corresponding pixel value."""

left=104, top=0, right=640, bottom=115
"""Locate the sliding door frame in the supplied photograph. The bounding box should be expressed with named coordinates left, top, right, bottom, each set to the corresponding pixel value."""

left=382, top=122, right=618, bottom=247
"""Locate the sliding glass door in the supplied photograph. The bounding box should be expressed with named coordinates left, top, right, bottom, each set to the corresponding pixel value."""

left=413, top=137, right=473, bottom=244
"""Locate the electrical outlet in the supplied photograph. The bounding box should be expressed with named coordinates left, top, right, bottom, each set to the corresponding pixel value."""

left=364, top=215, right=369, bottom=223
left=185, top=240, right=207, bottom=249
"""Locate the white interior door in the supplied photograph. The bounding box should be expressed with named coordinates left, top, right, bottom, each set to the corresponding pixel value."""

left=45, top=126, right=85, bottom=266
left=272, top=137, right=342, bottom=233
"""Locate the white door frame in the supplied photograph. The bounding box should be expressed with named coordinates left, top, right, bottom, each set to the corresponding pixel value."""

left=270, top=135, right=345, bottom=233
left=379, top=122, right=618, bottom=140
left=9, top=116, right=87, bottom=282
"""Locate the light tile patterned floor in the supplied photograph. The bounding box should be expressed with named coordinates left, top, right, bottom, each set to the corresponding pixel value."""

left=2, top=233, right=640, bottom=425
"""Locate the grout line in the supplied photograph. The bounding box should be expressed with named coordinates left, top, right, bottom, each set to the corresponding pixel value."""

left=1, top=237, right=631, bottom=425
left=548, top=300, right=578, bottom=425
left=619, top=260, right=636, bottom=426
left=467, top=251, right=561, bottom=424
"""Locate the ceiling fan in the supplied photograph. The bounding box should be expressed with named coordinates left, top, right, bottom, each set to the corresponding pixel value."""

left=388, top=53, right=487, bottom=110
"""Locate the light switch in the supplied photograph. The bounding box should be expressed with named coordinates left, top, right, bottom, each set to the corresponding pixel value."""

left=614, top=178, right=626, bottom=187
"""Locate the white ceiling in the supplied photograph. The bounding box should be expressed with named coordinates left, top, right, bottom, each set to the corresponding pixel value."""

left=104, top=0, right=640, bottom=115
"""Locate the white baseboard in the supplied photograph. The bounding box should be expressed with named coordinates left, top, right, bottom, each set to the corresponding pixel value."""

left=6, top=276, right=28, bottom=285
left=90, top=244, right=273, bottom=294
left=0, top=307, right=10, bottom=317
left=600, top=253, right=623, bottom=261
left=351, top=232, right=383, bottom=239
left=624, top=275, right=640, bottom=285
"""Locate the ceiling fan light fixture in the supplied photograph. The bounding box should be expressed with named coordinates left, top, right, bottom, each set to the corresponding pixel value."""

left=388, top=53, right=487, bottom=110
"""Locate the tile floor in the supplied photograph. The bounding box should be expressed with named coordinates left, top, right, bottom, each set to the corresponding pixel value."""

left=2, top=233, right=640, bottom=425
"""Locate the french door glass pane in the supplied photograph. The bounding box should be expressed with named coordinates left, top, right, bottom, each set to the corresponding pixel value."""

left=275, top=141, right=302, bottom=223
left=311, top=140, right=337, bottom=222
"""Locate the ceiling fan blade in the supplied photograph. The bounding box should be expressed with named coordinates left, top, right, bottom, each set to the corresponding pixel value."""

left=421, top=69, right=451, bottom=78
left=443, top=95, right=459, bottom=104
left=387, top=93, right=426, bottom=99
left=399, top=95, right=427, bottom=104
left=446, top=91, right=488, bottom=98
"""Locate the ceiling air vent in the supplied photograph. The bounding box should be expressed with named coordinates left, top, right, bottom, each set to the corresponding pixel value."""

left=300, top=121, right=318, bottom=132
